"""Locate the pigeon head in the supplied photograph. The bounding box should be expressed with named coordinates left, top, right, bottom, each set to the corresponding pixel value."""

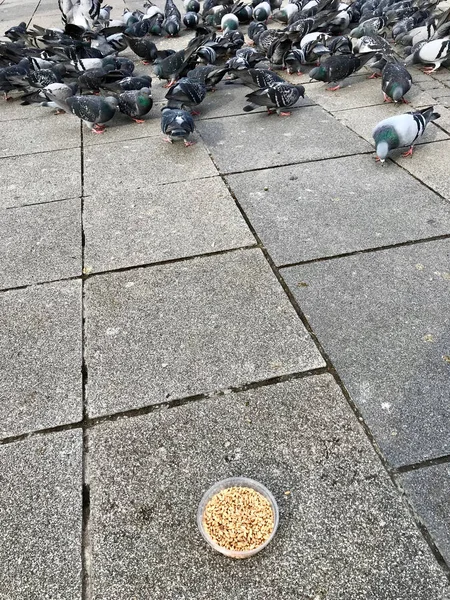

left=391, top=85, right=404, bottom=102
left=153, top=63, right=163, bottom=78
left=165, top=20, right=180, bottom=36
left=375, top=141, right=389, bottom=162
left=105, top=96, right=119, bottom=110
left=309, top=65, right=327, bottom=82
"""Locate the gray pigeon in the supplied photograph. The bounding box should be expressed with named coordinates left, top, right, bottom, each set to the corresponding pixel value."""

left=381, top=61, right=412, bottom=103
left=243, top=82, right=305, bottom=115
left=161, top=107, right=195, bottom=146
left=165, top=77, right=207, bottom=114
left=372, top=106, right=440, bottom=163
left=39, top=82, right=78, bottom=113
left=46, top=92, right=119, bottom=133
left=118, top=88, right=153, bottom=123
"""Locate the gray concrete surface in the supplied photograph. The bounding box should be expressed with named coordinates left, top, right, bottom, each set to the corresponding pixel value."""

left=2, top=0, right=450, bottom=597
left=89, top=375, right=449, bottom=600
left=0, top=430, right=83, bottom=599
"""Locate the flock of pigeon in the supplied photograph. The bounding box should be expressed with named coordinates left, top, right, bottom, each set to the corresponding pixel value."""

left=1, top=0, right=449, bottom=161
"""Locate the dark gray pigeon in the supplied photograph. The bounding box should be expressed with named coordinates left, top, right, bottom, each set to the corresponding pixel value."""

left=186, top=65, right=228, bottom=90
left=381, top=61, right=412, bottom=103
left=46, top=92, right=119, bottom=133
left=165, top=77, right=207, bottom=114
left=118, top=88, right=153, bottom=122
left=123, top=34, right=158, bottom=63
left=309, top=52, right=376, bottom=90
left=231, top=67, right=286, bottom=89
left=161, top=106, right=195, bottom=145
left=243, top=82, right=305, bottom=115
left=163, top=0, right=182, bottom=36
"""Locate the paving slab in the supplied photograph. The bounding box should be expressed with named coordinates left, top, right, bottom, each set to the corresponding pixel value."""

left=0, top=0, right=38, bottom=22
left=0, top=430, right=82, bottom=600
left=85, top=249, right=324, bottom=416
left=197, top=82, right=314, bottom=121
left=334, top=104, right=448, bottom=147
left=226, top=154, right=450, bottom=265
left=83, top=136, right=217, bottom=194
left=0, top=280, right=82, bottom=438
left=1, top=198, right=81, bottom=289
left=88, top=375, right=450, bottom=600
left=399, top=464, right=450, bottom=565
left=0, top=147, right=82, bottom=208
left=0, top=97, right=48, bottom=122
left=282, top=240, right=450, bottom=468
left=84, top=177, right=254, bottom=272
left=392, top=139, right=450, bottom=199
left=197, top=106, right=372, bottom=174
left=306, top=79, right=438, bottom=113
left=83, top=110, right=162, bottom=147
left=0, top=113, right=80, bottom=158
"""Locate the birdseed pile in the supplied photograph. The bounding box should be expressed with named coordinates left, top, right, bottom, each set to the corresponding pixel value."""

left=202, top=486, right=275, bottom=552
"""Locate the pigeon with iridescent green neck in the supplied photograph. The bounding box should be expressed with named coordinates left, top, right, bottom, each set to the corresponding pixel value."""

left=118, top=88, right=153, bottom=123
left=372, top=107, right=440, bottom=163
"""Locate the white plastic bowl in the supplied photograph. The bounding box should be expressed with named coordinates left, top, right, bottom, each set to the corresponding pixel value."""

left=197, top=477, right=279, bottom=559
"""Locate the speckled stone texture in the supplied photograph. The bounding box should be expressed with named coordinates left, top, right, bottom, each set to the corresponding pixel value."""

left=0, top=430, right=82, bottom=599
left=88, top=375, right=450, bottom=600
left=282, top=240, right=450, bottom=468
left=85, top=249, right=324, bottom=416
left=0, top=280, right=82, bottom=437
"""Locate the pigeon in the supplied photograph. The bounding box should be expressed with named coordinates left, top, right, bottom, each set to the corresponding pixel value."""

left=47, top=92, right=119, bottom=132
left=161, top=106, right=195, bottom=145
left=165, top=77, right=207, bottom=114
left=118, top=88, right=153, bottom=123
left=113, top=75, right=153, bottom=91
left=163, top=0, right=182, bottom=36
left=153, top=34, right=211, bottom=86
left=187, top=65, right=228, bottom=89
left=309, top=52, right=376, bottom=90
left=4, top=21, right=27, bottom=41
left=243, top=82, right=305, bottom=115
left=184, top=0, right=201, bottom=12
left=381, top=60, right=412, bottom=103
left=77, top=66, right=124, bottom=93
left=372, top=106, right=440, bottom=163
left=58, top=0, right=102, bottom=29
left=22, top=82, right=78, bottom=112
left=183, top=12, right=200, bottom=28
left=230, top=67, right=286, bottom=88
left=254, top=1, right=271, bottom=22
left=405, top=39, right=450, bottom=73
left=123, top=35, right=158, bottom=63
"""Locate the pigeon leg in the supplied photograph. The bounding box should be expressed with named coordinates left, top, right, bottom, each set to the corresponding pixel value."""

left=92, top=124, right=106, bottom=134
left=267, top=108, right=276, bottom=115
left=132, top=118, right=145, bottom=124
left=141, top=60, right=151, bottom=65
left=422, top=65, right=437, bottom=74
left=162, top=80, right=177, bottom=88
left=184, top=140, right=195, bottom=147
left=383, top=92, right=392, bottom=103
left=163, top=137, right=173, bottom=143
left=401, top=97, right=409, bottom=104
left=190, top=110, right=200, bottom=116
left=368, top=72, right=381, bottom=79
left=402, top=146, right=414, bottom=158
left=3, top=93, right=12, bottom=101
left=326, top=84, right=341, bottom=91
left=54, top=109, right=66, bottom=115
left=279, top=111, right=291, bottom=117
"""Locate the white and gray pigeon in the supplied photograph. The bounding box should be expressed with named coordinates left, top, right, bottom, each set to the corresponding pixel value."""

left=161, top=107, right=195, bottom=146
left=40, top=82, right=78, bottom=113
left=58, top=0, right=101, bottom=29
left=46, top=92, right=118, bottom=133
left=243, top=82, right=305, bottom=116
left=405, top=38, right=450, bottom=73
left=372, top=106, right=440, bottom=163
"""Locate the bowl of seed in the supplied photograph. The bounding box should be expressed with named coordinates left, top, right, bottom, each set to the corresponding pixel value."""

left=197, top=477, right=279, bottom=559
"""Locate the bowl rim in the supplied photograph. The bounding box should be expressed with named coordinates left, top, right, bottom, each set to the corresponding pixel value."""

left=197, top=476, right=279, bottom=557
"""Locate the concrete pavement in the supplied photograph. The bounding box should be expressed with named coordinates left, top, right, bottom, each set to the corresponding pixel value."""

left=1, top=0, right=450, bottom=598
